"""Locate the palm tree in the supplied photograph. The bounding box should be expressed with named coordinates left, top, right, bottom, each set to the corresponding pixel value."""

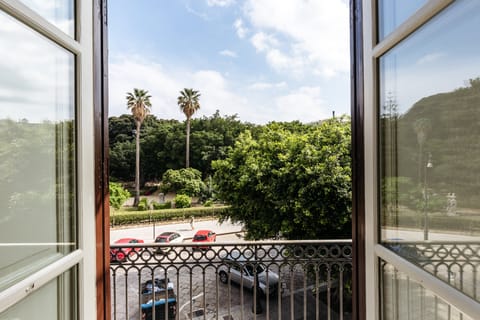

left=126, top=88, right=152, bottom=207
left=177, top=88, right=201, bottom=168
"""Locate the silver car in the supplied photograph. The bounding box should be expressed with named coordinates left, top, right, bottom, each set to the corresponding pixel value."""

left=218, top=253, right=279, bottom=295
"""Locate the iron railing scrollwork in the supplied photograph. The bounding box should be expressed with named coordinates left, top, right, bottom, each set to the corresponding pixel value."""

left=110, top=240, right=353, bottom=320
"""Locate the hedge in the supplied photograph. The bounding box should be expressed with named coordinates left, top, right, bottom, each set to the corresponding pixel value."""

left=110, top=206, right=230, bottom=226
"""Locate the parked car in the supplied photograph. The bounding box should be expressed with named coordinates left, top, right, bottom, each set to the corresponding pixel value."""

left=141, top=278, right=176, bottom=320
left=218, top=252, right=279, bottom=295
left=192, top=230, right=216, bottom=250
left=110, top=238, right=144, bottom=263
left=386, top=238, right=423, bottom=260
left=154, top=232, right=184, bottom=254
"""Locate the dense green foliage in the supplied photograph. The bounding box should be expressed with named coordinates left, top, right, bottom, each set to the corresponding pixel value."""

left=109, top=182, right=131, bottom=210
left=174, top=194, right=192, bottom=208
left=212, top=118, right=352, bottom=240
left=161, top=168, right=205, bottom=196
left=110, top=206, right=229, bottom=226
left=109, top=111, right=256, bottom=182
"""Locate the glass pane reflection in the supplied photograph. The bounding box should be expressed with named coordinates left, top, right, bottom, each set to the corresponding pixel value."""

left=0, top=11, right=75, bottom=290
left=381, top=260, right=473, bottom=320
left=0, top=268, right=76, bottom=319
left=379, top=0, right=480, bottom=300
left=20, top=0, right=75, bottom=37
left=377, top=0, right=427, bottom=41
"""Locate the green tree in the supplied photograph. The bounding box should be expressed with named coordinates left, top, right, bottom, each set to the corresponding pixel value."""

left=109, top=182, right=130, bottom=210
left=161, top=168, right=206, bottom=197
left=126, top=88, right=152, bottom=206
left=212, top=118, right=352, bottom=240
left=174, top=194, right=192, bottom=208
left=178, top=88, right=201, bottom=168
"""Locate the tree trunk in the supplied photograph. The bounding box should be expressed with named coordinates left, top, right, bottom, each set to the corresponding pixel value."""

left=186, top=117, right=190, bottom=168
left=134, top=121, right=141, bottom=207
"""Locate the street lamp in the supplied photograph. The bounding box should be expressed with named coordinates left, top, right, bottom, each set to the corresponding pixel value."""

left=423, top=153, right=433, bottom=240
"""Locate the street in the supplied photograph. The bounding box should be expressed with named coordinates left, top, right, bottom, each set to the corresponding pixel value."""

left=111, top=218, right=244, bottom=244
left=110, top=219, right=349, bottom=319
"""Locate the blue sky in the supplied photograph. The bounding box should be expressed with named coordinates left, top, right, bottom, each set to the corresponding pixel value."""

left=108, top=0, right=350, bottom=124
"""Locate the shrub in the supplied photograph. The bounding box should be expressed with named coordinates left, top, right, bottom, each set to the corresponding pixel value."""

left=151, top=201, right=172, bottom=210
left=137, top=198, right=149, bottom=211
left=203, top=200, right=213, bottom=207
left=175, top=194, right=191, bottom=208
left=109, top=182, right=130, bottom=210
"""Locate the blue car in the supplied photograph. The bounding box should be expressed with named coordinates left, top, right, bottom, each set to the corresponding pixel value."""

left=141, top=278, right=176, bottom=320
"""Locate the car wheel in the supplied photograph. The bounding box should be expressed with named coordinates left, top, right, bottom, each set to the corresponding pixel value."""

left=219, top=271, right=228, bottom=284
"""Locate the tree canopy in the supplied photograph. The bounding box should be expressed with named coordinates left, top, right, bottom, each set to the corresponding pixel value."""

left=161, top=168, right=205, bottom=197
left=212, top=118, right=352, bottom=240
left=108, top=111, right=256, bottom=182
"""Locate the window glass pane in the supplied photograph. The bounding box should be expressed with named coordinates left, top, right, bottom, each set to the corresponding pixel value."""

left=20, top=0, right=75, bottom=37
left=0, top=11, right=75, bottom=290
left=0, top=268, right=77, bottom=319
left=379, top=0, right=480, bottom=300
left=380, top=260, right=473, bottom=320
left=377, top=0, right=427, bottom=41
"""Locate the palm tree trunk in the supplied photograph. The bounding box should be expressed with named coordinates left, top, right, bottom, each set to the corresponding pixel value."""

left=186, top=117, right=190, bottom=168
left=134, top=121, right=141, bottom=207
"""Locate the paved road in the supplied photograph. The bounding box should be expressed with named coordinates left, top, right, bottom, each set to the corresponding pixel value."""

left=111, top=218, right=244, bottom=244
left=382, top=227, right=480, bottom=242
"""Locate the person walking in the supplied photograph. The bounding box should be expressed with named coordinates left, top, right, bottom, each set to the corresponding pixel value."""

left=190, top=215, right=195, bottom=230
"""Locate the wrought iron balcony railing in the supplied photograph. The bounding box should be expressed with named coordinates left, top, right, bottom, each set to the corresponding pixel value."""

left=110, top=240, right=353, bottom=320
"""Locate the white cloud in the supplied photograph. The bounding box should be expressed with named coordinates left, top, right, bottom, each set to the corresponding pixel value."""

left=109, top=55, right=254, bottom=121
left=233, top=18, right=248, bottom=38
left=219, top=49, right=238, bottom=58
left=250, top=32, right=279, bottom=52
left=274, top=86, right=331, bottom=122
left=206, top=0, right=235, bottom=7
left=416, top=52, right=446, bottom=65
left=242, top=0, right=349, bottom=78
left=109, top=55, right=333, bottom=124
left=249, top=81, right=287, bottom=90
left=185, top=4, right=209, bottom=20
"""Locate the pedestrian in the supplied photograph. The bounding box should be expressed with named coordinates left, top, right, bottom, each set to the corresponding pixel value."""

left=190, top=215, right=195, bottom=230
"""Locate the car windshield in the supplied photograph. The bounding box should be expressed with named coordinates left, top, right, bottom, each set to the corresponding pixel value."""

left=155, top=238, right=167, bottom=243
left=194, top=235, right=207, bottom=241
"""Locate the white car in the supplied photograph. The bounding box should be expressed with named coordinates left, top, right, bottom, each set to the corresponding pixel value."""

left=154, top=231, right=184, bottom=254
left=218, top=253, right=279, bottom=295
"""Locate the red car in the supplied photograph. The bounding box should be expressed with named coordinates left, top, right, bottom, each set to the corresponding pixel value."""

left=110, top=238, right=144, bottom=262
left=192, top=230, right=216, bottom=250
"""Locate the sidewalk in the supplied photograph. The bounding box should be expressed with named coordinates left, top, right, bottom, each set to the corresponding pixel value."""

left=110, top=218, right=244, bottom=243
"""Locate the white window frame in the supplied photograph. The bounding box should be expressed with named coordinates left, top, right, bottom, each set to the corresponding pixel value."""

left=363, top=1, right=480, bottom=319
left=0, top=0, right=96, bottom=319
